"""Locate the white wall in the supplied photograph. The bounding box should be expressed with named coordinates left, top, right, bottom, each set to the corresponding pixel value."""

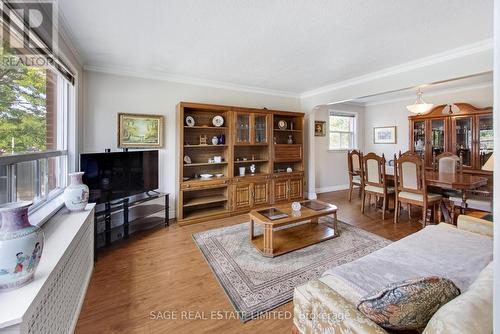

left=82, top=70, right=301, bottom=217
left=314, top=103, right=364, bottom=192
left=363, top=84, right=493, bottom=159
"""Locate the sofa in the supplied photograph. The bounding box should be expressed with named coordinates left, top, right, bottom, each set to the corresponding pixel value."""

left=293, top=215, right=494, bottom=334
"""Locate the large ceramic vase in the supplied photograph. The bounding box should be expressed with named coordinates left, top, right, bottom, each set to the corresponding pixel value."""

left=0, top=201, right=44, bottom=291
left=63, top=172, right=89, bottom=211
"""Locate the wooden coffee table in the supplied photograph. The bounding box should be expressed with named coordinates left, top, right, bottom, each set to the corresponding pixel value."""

left=248, top=200, right=339, bottom=257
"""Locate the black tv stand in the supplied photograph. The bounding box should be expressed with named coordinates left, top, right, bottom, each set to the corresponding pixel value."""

left=93, top=191, right=169, bottom=260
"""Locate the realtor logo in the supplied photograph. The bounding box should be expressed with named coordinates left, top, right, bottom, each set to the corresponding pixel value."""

left=1, top=0, right=56, bottom=53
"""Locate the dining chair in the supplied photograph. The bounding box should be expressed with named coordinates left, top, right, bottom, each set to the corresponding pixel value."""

left=361, top=153, right=394, bottom=220
left=433, top=152, right=463, bottom=173
left=394, top=153, right=442, bottom=226
left=398, top=150, right=413, bottom=158
left=347, top=150, right=363, bottom=201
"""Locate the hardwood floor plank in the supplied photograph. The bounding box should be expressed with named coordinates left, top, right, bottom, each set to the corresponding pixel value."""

left=75, top=190, right=423, bottom=334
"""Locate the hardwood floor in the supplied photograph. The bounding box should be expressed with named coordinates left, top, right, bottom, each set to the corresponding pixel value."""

left=75, top=190, right=424, bottom=334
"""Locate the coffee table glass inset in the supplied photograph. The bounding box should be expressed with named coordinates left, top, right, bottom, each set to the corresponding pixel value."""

left=248, top=200, right=339, bottom=257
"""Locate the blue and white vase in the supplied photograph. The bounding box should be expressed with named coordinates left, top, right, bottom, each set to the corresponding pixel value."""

left=0, top=201, right=44, bottom=291
left=63, top=172, right=89, bottom=211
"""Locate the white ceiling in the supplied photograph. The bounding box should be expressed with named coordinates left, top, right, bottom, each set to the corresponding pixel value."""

left=58, top=0, right=493, bottom=94
left=352, top=72, right=493, bottom=105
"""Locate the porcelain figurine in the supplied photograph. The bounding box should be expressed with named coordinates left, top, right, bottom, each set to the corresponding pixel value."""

left=63, top=172, right=89, bottom=211
left=291, top=201, right=301, bottom=212
left=0, top=201, right=44, bottom=291
left=249, top=164, right=256, bottom=174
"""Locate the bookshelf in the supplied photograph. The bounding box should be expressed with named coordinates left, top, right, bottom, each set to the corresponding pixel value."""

left=177, top=102, right=305, bottom=225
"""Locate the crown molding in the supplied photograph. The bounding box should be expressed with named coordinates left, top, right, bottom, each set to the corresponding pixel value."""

left=83, top=64, right=301, bottom=99
left=300, top=39, right=493, bottom=99
left=337, top=101, right=365, bottom=107
left=361, top=81, right=493, bottom=107
left=82, top=39, right=492, bottom=101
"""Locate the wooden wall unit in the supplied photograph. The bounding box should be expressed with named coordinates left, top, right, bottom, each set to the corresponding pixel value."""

left=409, top=103, right=493, bottom=185
left=177, top=102, right=305, bottom=225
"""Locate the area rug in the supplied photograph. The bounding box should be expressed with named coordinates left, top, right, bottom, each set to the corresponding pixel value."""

left=192, top=219, right=391, bottom=322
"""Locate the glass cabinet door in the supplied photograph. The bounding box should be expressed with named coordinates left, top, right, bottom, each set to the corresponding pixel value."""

left=412, top=120, right=426, bottom=159
left=254, top=114, right=267, bottom=144
left=431, top=119, right=445, bottom=157
left=454, top=117, right=473, bottom=167
left=478, top=114, right=493, bottom=168
left=236, top=113, right=250, bottom=144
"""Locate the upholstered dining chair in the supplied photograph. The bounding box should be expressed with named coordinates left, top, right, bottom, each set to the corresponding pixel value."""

left=361, top=153, right=394, bottom=220
left=394, top=153, right=442, bottom=226
left=433, top=152, right=463, bottom=173
left=347, top=149, right=363, bottom=201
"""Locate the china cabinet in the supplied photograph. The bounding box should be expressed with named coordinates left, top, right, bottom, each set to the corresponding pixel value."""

left=177, top=102, right=305, bottom=225
left=409, top=103, right=493, bottom=185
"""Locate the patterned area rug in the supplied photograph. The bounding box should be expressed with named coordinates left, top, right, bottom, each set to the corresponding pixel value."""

left=192, top=219, right=391, bottom=322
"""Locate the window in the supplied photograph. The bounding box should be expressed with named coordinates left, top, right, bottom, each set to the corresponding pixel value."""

left=329, top=113, right=357, bottom=150
left=0, top=4, right=74, bottom=213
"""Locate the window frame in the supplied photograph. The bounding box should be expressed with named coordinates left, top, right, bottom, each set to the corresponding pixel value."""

left=0, top=75, right=73, bottom=219
left=328, top=111, right=358, bottom=151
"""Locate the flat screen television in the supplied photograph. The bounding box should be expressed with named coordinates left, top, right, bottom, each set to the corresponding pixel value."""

left=80, top=150, right=159, bottom=204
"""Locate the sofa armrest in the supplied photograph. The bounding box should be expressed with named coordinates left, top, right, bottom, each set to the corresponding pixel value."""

left=457, top=215, right=493, bottom=238
left=293, top=279, right=388, bottom=334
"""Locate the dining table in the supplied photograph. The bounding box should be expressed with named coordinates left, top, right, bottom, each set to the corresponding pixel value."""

left=383, top=165, right=488, bottom=222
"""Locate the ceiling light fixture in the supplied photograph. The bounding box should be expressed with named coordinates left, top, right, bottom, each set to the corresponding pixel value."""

left=406, top=88, right=434, bottom=114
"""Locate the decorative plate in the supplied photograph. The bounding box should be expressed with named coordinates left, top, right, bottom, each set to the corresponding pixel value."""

left=183, top=155, right=192, bottom=164
left=212, top=115, right=224, bottom=127
left=185, top=116, right=195, bottom=127
left=200, top=174, right=213, bottom=179
left=278, top=120, right=287, bottom=130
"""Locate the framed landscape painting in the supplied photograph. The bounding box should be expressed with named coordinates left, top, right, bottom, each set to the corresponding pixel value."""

left=118, top=113, right=164, bottom=148
left=373, top=126, right=396, bottom=144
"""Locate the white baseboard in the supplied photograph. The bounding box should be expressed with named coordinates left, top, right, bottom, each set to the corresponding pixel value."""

left=315, top=184, right=352, bottom=194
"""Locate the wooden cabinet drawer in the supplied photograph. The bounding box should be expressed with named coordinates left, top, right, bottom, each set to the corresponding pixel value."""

left=181, top=178, right=229, bottom=190
left=233, top=175, right=270, bottom=183
left=274, top=144, right=302, bottom=162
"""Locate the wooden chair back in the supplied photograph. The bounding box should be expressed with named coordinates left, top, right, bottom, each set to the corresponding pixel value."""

left=398, top=150, right=409, bottom=158
left=394, top=153, right=426, bottom=195
left=363, top=153, right=387, bottom=188
left=433, top=152, right=462, bottom=173
left=347, top=149, right=362, bottom=175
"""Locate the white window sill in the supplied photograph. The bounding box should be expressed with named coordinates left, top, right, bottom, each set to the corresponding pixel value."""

left=29, top=194, right=65, bottom=227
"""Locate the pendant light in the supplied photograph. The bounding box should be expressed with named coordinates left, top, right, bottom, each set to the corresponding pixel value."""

left=406, top=88, right=434, bottom=114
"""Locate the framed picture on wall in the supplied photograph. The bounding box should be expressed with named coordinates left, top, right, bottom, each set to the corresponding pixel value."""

left=314, top=121, right=326, bottom=136
left=118, top=113, right=164, bottom=148
left=373, top=126, right=396, bottom=144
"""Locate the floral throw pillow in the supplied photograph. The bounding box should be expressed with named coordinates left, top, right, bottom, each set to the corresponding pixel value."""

left=357, top=276, right=460, bottom=331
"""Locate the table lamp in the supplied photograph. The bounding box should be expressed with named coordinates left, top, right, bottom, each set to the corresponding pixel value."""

left=481, top=153, right=494, bottom=171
